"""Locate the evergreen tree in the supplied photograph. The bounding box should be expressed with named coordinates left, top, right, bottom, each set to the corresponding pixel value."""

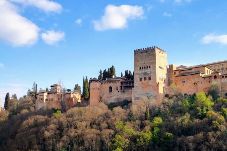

left=83, top=76, right=89, bottom=99
left=103, top=69, right=107, bottom=80
left=4, top=92, right=10, bottom=110
left=98, top=70, right=103, bottom=80
left=110, top=65, right=116, bottom=78
left=74, top=84, right=81, bottom=94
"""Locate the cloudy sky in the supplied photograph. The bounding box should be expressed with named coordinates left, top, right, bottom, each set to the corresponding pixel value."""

left=0, top=0, right=227, bottom=106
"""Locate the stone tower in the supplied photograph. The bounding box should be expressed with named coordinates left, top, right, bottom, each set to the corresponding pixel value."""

left=133, top=46, right=168, bottom=102
left=89, top=79, right=101, bottom=106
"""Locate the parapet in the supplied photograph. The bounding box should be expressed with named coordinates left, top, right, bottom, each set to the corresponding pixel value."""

left=134, top=46, right=166, bottom=54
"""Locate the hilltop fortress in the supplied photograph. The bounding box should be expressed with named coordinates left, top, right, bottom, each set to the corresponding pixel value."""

left=89, top=46, right=227, bottom=106
left=35, top=46, right=227, bottom=110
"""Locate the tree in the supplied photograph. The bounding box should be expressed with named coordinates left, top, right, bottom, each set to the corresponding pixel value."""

left=74, top=84, right=81, bottom=94
left=83, top=76, right=89, bottom=99
left=208, top=84, right=220, bottom=101
left=4, top=92, right=10, bottom=110
left=98, top=70, right=103, bottom=80
left=12, top=94, right=17, bottom=100
left=110, top=65, right=116, bottom=78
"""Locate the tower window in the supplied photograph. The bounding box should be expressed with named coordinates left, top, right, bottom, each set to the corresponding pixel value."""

left=144, top=77, right=147, bottom=81
left=148, top=77, right=151, bottom=80
left=140, top=78, right=142, bottom=81
left=149, top=66, right=151, bottom=68
left=109, top=86, right=112, bottom=93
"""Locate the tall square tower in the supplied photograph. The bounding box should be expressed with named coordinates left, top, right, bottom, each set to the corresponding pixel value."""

left=133, top=46, right=168, bottom=101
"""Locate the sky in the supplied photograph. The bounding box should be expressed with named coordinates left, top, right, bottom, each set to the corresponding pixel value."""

left=1, top=0, right=227, bottom=106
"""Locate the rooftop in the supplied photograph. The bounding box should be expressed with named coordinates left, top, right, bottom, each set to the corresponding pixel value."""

left=134, top=46, right=166, bottom=53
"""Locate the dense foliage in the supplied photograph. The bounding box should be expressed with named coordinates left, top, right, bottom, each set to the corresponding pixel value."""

left=82, top=77, right=89, bottom=100
left=0, top=92, right=227, bottom=151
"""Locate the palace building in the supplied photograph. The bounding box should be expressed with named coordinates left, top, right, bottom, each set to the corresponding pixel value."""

left=89, top=46, right=227, bottom=106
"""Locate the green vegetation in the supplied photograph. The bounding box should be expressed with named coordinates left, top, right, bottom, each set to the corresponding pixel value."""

left=82, top=76, right=89, bottom=99
left=0, top=92, right=227, bottom=151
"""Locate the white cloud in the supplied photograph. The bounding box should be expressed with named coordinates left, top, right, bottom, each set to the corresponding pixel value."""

left=0, top=0, right=39, bottom=46
left=75, top=18, right=82, bottom=26
left=202, top=34, right=227, bottom=45
left=94, top=4, right=144, bottom=31
left=41, top=30, right=65, bottom=45
left=11, top=0, right=62, bottom=13
left=159, top=0, right=165, bottom=3
left=163, top=12, right=172, bottom=17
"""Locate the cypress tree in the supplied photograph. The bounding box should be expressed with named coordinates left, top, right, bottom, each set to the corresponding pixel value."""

left=4, top=92, right=10, bottom=110
left=98, top=70, right=103, bottom=80
left=83, top=76, right=89, bottom=99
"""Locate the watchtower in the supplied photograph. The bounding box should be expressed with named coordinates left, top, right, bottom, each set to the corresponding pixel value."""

left=133, top=46, right=168, bottom=101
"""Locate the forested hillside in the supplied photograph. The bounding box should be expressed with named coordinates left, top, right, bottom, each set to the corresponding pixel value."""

left=0, top=92, right=227, bottom=151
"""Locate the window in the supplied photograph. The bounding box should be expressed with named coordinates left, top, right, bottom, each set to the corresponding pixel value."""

left=109, top=86, right=112, bottom=93
left=182, top=81, right=186, bottom=83
left=140, top=78, right=142, bottom=81
left=144, top=77, right=147, bottom=81
left=225, top=93, right=227, bottom=97
left=214, top=75, right=217, bottom=79
left=120, top=86, right=122, bottom=90
left=116, top=87, right=118, bottom=91
left=149, top=66, right=151, bottom=68
left=148, top=77, right=151, bottom=80
left=139, top=67, right=141, bottom=70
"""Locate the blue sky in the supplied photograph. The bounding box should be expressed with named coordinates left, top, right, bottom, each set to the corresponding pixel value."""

left=1, top=0, right=227, bottom=106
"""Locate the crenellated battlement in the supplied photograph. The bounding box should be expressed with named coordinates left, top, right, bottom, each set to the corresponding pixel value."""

left=134, top=46, right=166, bottom=54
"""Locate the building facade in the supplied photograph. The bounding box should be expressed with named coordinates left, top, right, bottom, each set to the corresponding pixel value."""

left=89, top=46, right=227, bottom=106
left=36, top=84, right=81, bottom=110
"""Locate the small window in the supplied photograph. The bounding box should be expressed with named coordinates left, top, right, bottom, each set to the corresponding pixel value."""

left=182, top=81, right=186, bottom=83
left=144, top=77, right=147, bottom=81
left=214, top=75, right=217, bottom=79
left=139, top=67, right=141, bottom=70
left=116, top=87, right=118, bottom=91
left=120, top=86, right=122, bottom=90
left=148, top=77, right=151, bottom=80
left=109, top=86, right=112, bottom=93
left=140, top=78, right=142, bottom=81
left=225, top=93, right=227, bottom=97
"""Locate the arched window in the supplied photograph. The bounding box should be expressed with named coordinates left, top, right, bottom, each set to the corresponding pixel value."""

left=109, top=86, right=112, bottom=93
